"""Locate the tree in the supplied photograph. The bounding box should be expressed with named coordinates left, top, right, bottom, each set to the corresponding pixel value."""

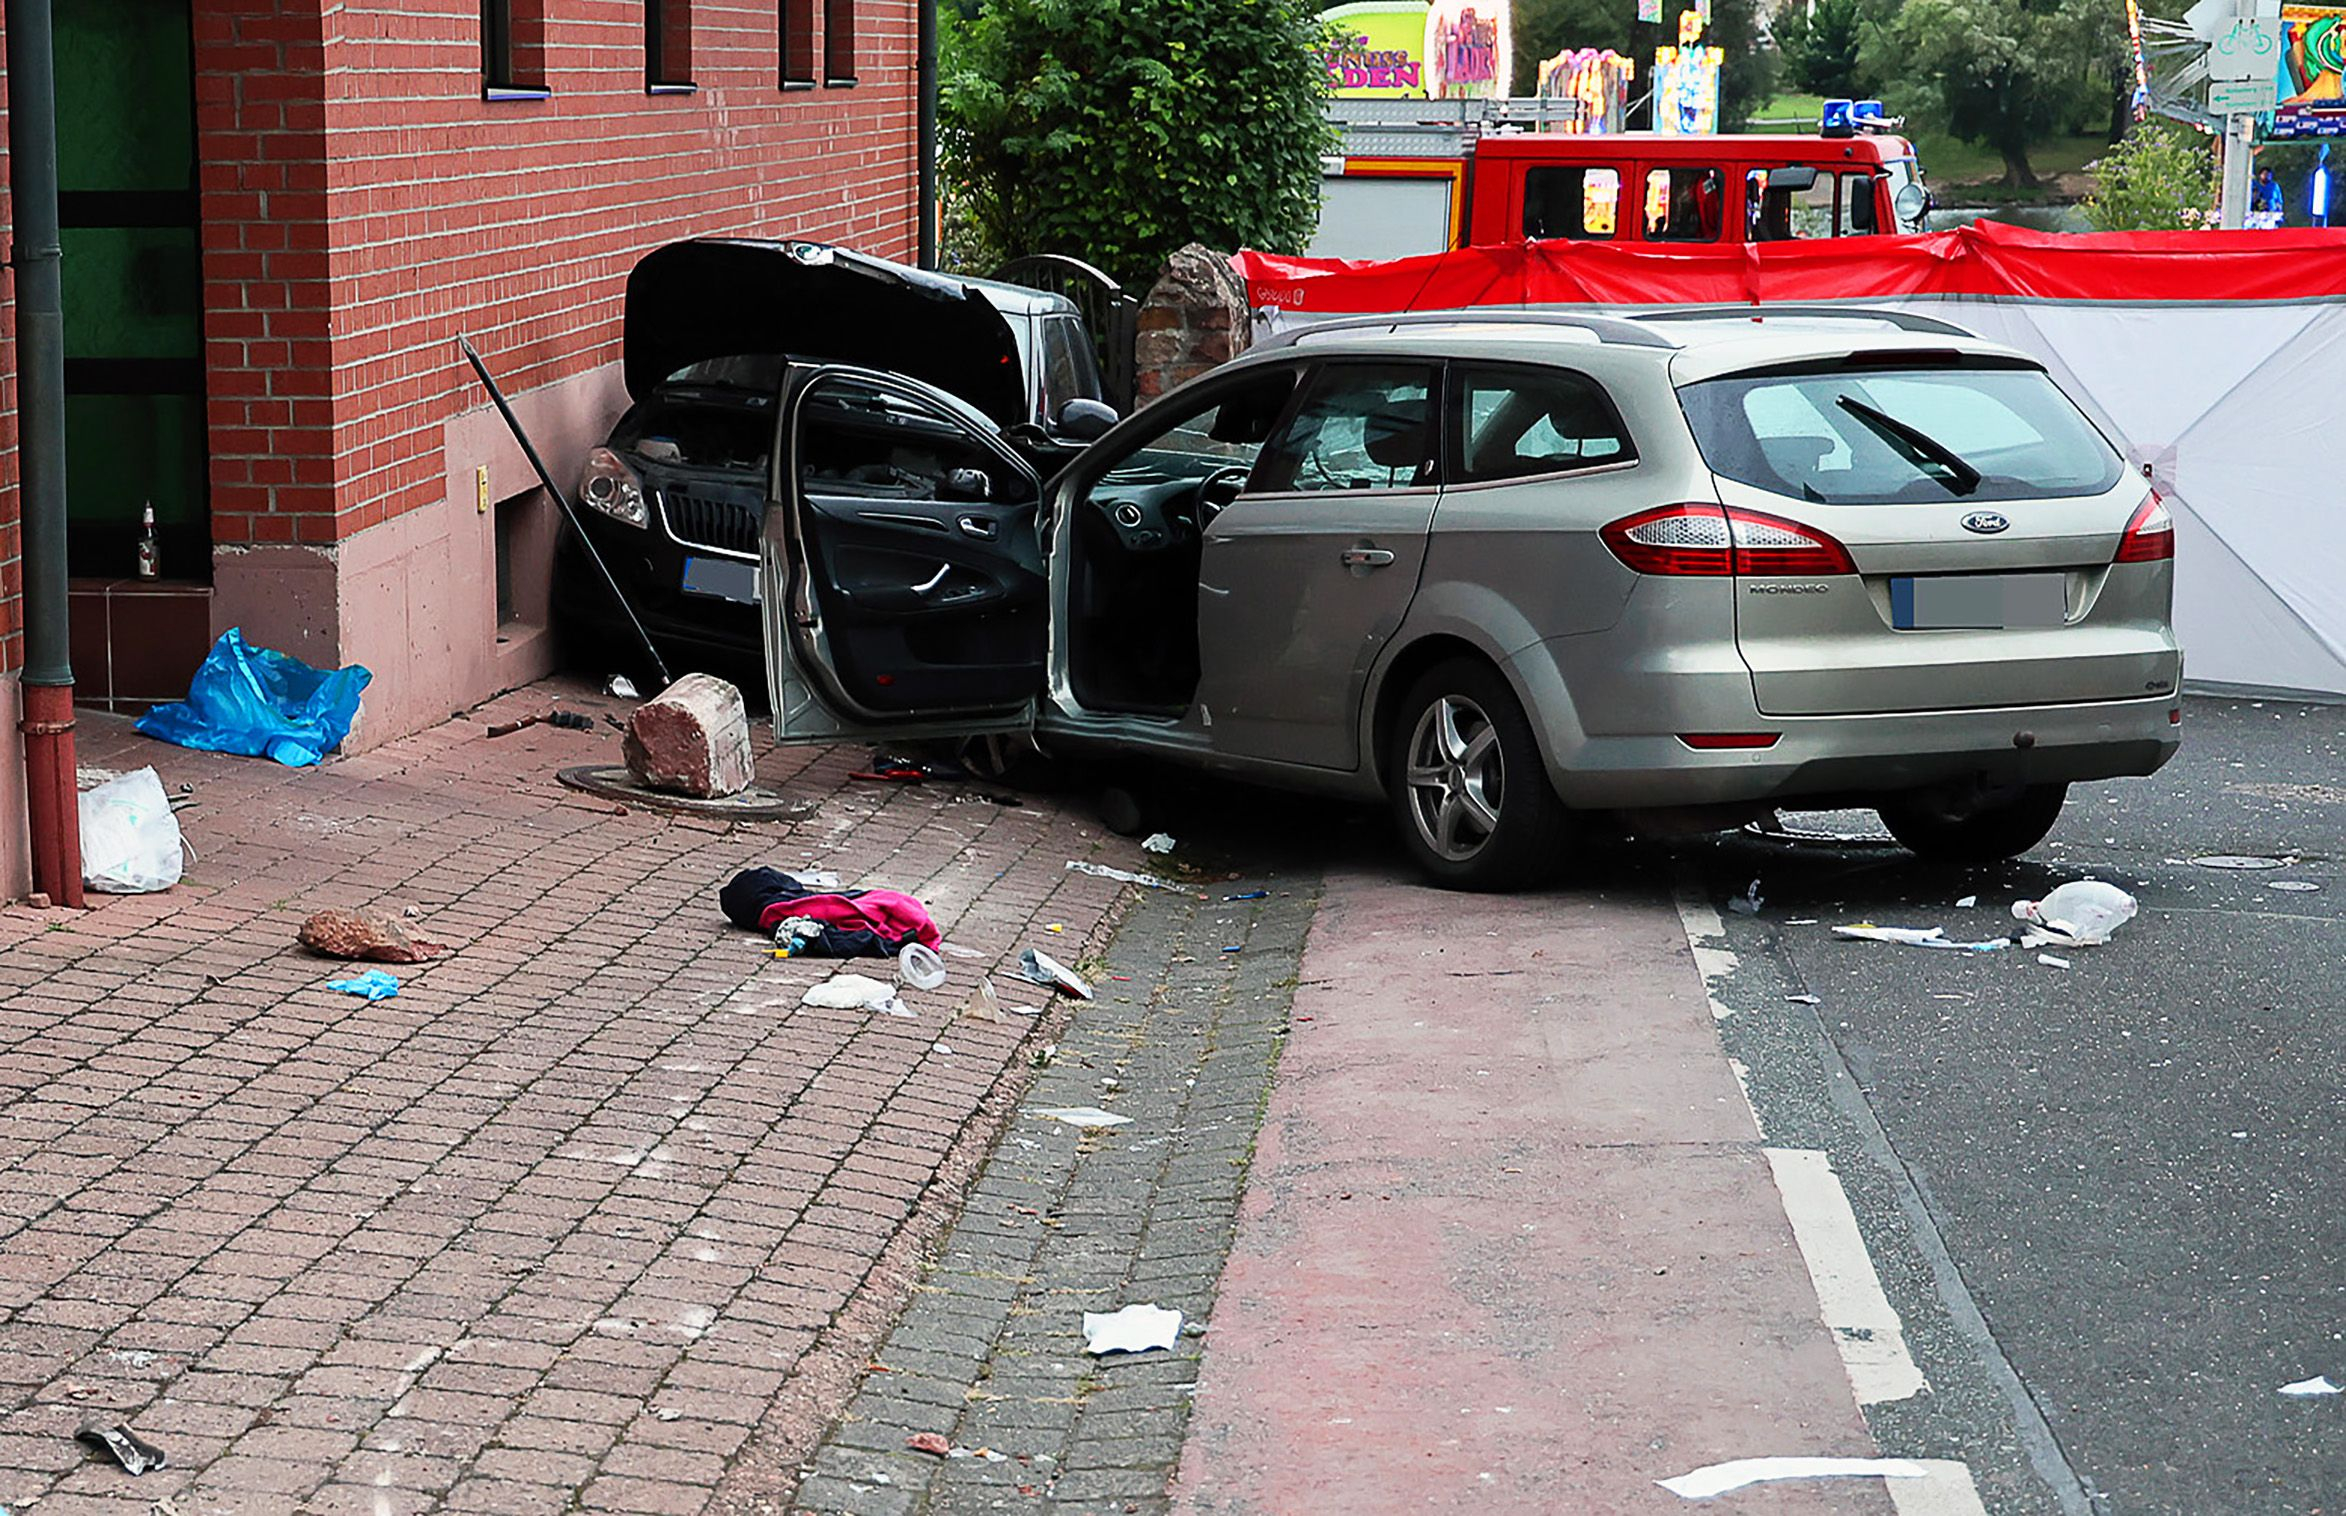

left=941, top=0, right=1335, bottom=286
left=1867, top=0, right=2119, bottom=187
left=2081, top=121, right=2218, bottom=230
left=1779, top=0, right=1870, bottom=99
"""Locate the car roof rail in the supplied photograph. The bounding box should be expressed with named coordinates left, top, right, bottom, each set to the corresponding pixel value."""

left=1627, top=304, right=1980, bottom=339
left=1265, top=308, right=1679, bottom=350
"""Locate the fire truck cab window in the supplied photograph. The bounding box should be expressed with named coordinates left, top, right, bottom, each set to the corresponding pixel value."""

left=1643, top=166, right=1724, bottom=243
left=1523, top=166, right=1621, bottom=240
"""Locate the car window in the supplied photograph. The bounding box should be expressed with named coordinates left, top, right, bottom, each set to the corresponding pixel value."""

left=1678, top=362, right=2124, bottom=505
left=1248, top=364, right=1437, bottom=494
left=1523, top=166, right=1620, bottom=240
left=1038, top=315, right=1105, bottom=421
left=1452, top=364, right=1634, bottom=483
left=1096, top=366, right=1302, bottom=488
left=1643, top=166, right=1724, bottom=243
left=798, top=375, right=1032, bottom=503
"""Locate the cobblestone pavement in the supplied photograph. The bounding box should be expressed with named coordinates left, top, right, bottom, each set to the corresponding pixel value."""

left=790, top=872, right=1320, bottom=1516
left=0, top=681, right=1170, bottom=1516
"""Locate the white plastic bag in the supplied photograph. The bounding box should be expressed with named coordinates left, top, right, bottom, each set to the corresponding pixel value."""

left=78, top=767, right=183, bottom=894
left=2011, top=880, right=2137, bottom=946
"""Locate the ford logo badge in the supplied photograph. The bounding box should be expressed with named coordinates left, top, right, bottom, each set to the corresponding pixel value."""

left=1961, top=511, right=2010, bottom=535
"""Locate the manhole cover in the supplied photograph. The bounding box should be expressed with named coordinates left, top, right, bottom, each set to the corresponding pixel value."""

left=556, top=765, right=819, bottom=821
left=2189, top=854, right=2289, bottom=870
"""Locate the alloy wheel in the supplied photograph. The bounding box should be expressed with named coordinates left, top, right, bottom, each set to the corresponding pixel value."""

left=1405, top=695, right=1504, bottom=862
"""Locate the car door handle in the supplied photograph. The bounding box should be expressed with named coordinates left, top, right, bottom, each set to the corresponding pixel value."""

left=1341, top=547, right=1397, bottom=568
left=958, top=515, right=996, bottom=540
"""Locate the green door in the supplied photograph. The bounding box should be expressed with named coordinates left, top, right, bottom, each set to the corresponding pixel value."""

left=55, top=0, right=207, bottom=580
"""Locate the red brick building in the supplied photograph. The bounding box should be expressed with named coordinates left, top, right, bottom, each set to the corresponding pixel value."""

left=0, top=0, right=918, bottom=897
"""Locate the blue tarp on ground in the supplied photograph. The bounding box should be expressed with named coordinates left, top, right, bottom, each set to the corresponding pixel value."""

left=136, top=627, right=372, bottom=767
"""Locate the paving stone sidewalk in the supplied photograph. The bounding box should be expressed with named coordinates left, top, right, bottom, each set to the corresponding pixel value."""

left=790, top=873, right=1319, bottom=1516
left=0, top=681, right=1175, bottom=1516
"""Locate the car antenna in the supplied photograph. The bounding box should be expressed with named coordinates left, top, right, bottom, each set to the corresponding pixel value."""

left=458, top=335, right=672, bottom=689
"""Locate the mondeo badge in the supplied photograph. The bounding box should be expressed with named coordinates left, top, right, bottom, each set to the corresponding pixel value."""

left=1961, top=511, right=2010, bottom=535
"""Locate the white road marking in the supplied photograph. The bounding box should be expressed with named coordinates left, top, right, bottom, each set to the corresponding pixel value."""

left=1673, top=894, right=1742, bottom=1021
left=1887, top=1458, right=1992, bottom=1516
left=1766, top=1147, right=1927, bottom=1406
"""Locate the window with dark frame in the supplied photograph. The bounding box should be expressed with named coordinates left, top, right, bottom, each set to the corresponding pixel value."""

left=648, top=0, right=694, bottom=89
left=824, top=0, right=857, bottom=83
left=482, top=0, right=547, bottom=95
left=781, top=0, right=817, bottom=86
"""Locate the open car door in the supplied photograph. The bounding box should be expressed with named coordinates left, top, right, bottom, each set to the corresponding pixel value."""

left=760, top=366, right=1047, bottom=744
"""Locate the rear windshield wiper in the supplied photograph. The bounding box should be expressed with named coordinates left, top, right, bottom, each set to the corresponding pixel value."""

left=1836, top=394, right=1981, bottom=497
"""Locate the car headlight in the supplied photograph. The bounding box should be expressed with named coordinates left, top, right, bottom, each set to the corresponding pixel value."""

left=580, top=446, right=648, bottom=528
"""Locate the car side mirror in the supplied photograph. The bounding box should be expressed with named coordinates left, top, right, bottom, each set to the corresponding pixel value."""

left=1767, top=165, right=1820, bottom=191
left=1056, top=398, right=1119, bottom=442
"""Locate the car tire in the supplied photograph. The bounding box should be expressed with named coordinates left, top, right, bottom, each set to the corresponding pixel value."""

left=1387, top=658, right=1571, bottom=891
left=1878, top=782, right=2069, bottom=863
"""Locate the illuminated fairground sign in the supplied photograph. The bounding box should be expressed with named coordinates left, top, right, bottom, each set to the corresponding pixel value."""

left=1320, top=2, right=1429, bottom=96
left=1536, top=48, right=1636, bottom=133
left=1653, top=9, right=1723, bottom=134
left=2269, top=4, right=2346, bottom=137
left=1426, top=0, right=1513, bottom=98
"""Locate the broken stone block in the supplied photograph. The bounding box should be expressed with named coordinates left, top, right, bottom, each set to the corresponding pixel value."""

left=298, top=907, right=447, bottom=963
left=624, top=673, right=755, bottom=798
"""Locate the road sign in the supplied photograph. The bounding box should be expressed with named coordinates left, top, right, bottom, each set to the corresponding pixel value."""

left=2209, top=15, right=2281, bottom=79
left=2211, top=75, right=2280, bottom=112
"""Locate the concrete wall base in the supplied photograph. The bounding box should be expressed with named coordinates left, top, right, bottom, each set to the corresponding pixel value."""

left=0, top=676, right=30, bottom=902
left=209, top=361, right=632, bottom=752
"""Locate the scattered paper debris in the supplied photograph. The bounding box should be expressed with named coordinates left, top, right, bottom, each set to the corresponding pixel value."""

left=799, top=973, right=910, bottom=1017
left=1831, top=924, right=2009, bottom=952
left=1020, top=947, right=1093, bottom=999
left=1786, top=917, right=1819, bottom=926
left=795, top=870, right=845, bottom=890
left=1083, top=1303, right=1183, bottom=1355
left=2012, top=880, right=2137, bottom=946
left=1956, top=895, right=1978, bottom=908
left=1141, top=833, right=1177, bottom=855
left=1066, top=860, right=1192, bottom=893
left=1657, top=1456, right=1927, bottom=1499
left=605, top=674, right=641, bottom=699
left=898, top=942, right=947, bottom=991
left=325, top=969, right=401, bottom=1001
left=2037, top=953, right=2072, bottom=969
left=76, top=1422, right=168, bottom=1476
left=2281, top=1375, right=2342, bottom=1397
left=1785, top=994, right=1820, bottom=1005
left=1033, top=1107, right=1131, bottom=1128
left=945, top=1445, right=1011, bottom=1462
left=1728, top=879, right=1763, bottom=915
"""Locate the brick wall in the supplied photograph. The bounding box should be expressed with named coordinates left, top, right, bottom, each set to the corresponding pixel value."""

left=207, top=0, right=919, bottom=546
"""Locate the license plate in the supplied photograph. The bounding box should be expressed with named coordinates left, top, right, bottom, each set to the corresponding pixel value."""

left=681, top=556, right=759, bottom=605
left=1891, top=573, right=2065, bottom=630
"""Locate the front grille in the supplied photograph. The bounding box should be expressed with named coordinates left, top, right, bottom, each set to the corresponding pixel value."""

left=654, top=478, right=761, bottom=559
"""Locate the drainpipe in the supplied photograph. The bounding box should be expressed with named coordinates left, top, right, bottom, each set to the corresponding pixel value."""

left=6, top=0, right=86, bottom=908
left=917, top=0, right=938, bottom=269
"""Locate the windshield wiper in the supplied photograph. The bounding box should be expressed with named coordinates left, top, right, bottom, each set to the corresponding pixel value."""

left=1836, top=394, right=1981, bottom=497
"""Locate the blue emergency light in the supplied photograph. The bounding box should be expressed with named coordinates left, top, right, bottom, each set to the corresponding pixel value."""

left=1821, top=98, right=1855, bottom=137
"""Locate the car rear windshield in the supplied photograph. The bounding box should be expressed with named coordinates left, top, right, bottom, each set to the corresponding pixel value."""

left=1678, top=360, right=2123, bottom=504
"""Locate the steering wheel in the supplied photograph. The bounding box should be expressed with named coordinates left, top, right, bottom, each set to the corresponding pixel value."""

left=1195, top=464, right=1252, bottom=526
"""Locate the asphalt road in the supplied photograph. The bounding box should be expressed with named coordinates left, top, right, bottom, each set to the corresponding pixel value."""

left=1678, top=696, right=2346, bottom=1515
left=1146, top=693, right=2345, bottom=1514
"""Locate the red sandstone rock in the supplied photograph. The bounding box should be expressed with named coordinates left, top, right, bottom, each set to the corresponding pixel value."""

left=623, top=673, right=755, bottom=798
left=298, top=907, right=446, bottom=963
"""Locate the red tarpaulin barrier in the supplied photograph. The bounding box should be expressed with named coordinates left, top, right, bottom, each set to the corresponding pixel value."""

left=1234, top=220, right=2346, bottom=313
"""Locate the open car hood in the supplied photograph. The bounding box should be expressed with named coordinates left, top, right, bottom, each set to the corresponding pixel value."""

left=622, top=239, right=1027, bottom=428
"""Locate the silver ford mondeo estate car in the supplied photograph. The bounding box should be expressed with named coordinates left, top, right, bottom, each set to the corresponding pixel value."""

left=753, top=307, right=2181, bottom=889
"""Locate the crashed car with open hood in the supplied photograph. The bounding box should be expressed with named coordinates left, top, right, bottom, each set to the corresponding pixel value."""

left=555, top=238, right=1115, bottom=673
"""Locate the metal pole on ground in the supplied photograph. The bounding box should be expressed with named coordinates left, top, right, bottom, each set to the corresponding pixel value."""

left=5, top=0, right=86, bottom=908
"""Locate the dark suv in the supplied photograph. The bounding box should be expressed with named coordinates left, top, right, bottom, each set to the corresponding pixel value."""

left=555, top=238, right=1114, bottom=675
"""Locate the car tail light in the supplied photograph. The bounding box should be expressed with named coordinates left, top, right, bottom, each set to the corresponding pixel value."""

left=581, top=446, right=649, bottom=528
left=1678, top=733, right=1781, bottom=749
left=1601, top=504, right=1855, bottom=577
left=2115, top=489, right=2174, bottom=563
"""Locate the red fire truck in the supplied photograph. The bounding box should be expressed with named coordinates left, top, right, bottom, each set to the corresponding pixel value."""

left=1309, top=99, right=1934, bottom=261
